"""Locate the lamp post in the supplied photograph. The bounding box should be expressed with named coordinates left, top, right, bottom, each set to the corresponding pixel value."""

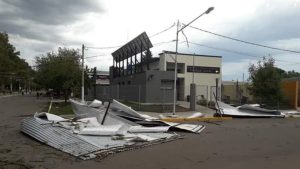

left=81, top=44, right=85, bottom=103
left=172, top=7, right=214, bottom=115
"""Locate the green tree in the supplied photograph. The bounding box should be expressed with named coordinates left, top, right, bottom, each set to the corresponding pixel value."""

left=248, top=56, right=283, bottom=106
left=35, top=47, right=88, bottom=102
left=0, top=32, right=34, bottom=92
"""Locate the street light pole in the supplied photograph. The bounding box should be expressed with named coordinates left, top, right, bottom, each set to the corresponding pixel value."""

left=173, top=20, right=180, bottom=115
left=81, top=44, right=85, bottom=103
left=172, top=7, right=214, bottom=115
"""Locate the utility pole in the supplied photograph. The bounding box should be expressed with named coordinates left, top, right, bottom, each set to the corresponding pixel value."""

left=93, top=67, right=97, bottom=99
left=173, top=20, right=180, bottom=115
left=81, top=44, right=85, bottom=102
left=190, top=53, right=196, bottom=111
left=172, top=7, right=214, bottom=115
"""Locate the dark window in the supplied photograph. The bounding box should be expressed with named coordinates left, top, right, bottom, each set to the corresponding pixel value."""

left=187, top=66, right=220, bottom=74
left=160, top=80, right=173, bottom=90
left=127, top=81, right=131, bottom=85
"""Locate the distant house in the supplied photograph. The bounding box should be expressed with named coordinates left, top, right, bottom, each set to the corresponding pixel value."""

left=86, top=70, right=110, bottom=101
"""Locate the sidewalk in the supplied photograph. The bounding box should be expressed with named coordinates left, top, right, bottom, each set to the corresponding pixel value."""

left=0, top=92, right=20, bottom=99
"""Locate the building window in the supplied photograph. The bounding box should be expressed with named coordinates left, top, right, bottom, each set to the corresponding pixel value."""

left=160, top=80, right=173, bottom=90
left=187, top=66, right=220, bottom=74
left=127, top=81, right=131, bottom=85
left=166, top=62, right=185, bottom=73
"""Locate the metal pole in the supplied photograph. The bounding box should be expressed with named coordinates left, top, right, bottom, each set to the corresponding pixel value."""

left=172, top=7, right=214, bottom=115
left=193, top=53, right=195, bottom=83
left=94, top=67, right=97, bottom=99
left=173, top=20, right=179, bottom=115
left=81, top=44, right=85, bottom=102
left=216, top=78, right=219, bottom=101
left=101, top=102, right=111, bottom=125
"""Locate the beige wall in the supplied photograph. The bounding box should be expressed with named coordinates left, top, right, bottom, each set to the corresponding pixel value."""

left=159, top=52, right=222, bottom=101
left=222, top=81, right=253, bottom=103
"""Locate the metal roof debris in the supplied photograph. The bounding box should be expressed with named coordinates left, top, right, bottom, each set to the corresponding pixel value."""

left=21, top=99, right=205, bottom=160
left=216, top=101, right=285, bottom=118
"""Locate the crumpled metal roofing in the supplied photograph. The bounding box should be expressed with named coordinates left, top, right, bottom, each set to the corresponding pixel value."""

left=21, top=116, right=179, bottom=160
left=70, top=99, right=206, bottom=133
left=21, top=99, right=205, bottom=160
left=217, top=101, right=285, bottom=118
left=21, top=117, right=101, bottom=159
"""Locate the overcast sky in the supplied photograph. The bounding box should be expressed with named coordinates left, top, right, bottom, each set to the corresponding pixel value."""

left=1, top=0, right=300, bottom=81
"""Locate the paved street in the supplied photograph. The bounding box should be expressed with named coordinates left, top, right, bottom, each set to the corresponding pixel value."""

left=1, top=95, right=300, bottom=169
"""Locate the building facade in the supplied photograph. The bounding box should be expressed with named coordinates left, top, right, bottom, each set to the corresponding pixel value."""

left=108, top=32, right=222, bottom=104
left=110, top=50, right=222, bottom=104
left=155, top=51, right=222, bottom=102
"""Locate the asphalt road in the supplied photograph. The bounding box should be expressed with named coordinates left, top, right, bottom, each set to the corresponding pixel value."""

left=1, top=95, right=300, bottom=169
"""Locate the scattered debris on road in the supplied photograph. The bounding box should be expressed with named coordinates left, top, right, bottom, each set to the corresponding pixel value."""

left=215, top=101, right=285, bottom=118
left=21, top=99, right=205, bottom=160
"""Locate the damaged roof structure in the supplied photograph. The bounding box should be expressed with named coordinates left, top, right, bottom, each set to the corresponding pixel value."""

left=21, top=99, right=205, bottom=160
left=215, top=101, right=285, bottom=118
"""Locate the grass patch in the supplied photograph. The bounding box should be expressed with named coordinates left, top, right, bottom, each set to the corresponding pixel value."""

left=121, top=101, right=190, bottom=113
left=44, top=102, right=73, bottom=115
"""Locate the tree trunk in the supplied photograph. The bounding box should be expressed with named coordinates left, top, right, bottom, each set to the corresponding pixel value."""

left=64, top=90, right=68, bottom=103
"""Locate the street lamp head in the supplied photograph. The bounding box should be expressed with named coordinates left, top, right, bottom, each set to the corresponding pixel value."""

left=205, top=7, right=214, bottom=14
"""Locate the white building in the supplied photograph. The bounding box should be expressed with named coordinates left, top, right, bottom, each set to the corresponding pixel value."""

left=149, top=51, right=222, bottom=101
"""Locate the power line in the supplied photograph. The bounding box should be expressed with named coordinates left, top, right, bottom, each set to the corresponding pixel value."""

left=187, top=25, right=300, bottom=54
left=86, top=23, right=176, bottom=50
left=187, top=41, right=300, bottom=65
left=84, top=40, right=176, bottom=59
left=85, top=45, right=121, bottom=50
left=85, top=54, right=105, bottom=59
left=153, top=40, right=176, bottom=46
left=149, top=23, right=176, bottom=38
left=188, top=41, right=259, bottom=58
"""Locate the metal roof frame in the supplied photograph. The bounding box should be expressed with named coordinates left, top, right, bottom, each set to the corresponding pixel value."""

left=112, top=32, right=153, bottom=62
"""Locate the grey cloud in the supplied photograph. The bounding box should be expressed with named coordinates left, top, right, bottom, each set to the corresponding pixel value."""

left=0, top=0, right=104, bottom=59
left=0, top=0, right=103, bottom=41
left=236, top=4, right=300, bottom=42
left=2, top=0, right=103, bottom=25
left=0, top=17, right=62, bottom=42
left=187, top=1, right=300, bottom=65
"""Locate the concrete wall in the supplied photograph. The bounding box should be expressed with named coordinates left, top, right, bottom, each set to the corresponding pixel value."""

left=110, top=72, right=147, bottom=102
left=159, top=52, right=222, bottom=101
left=109, top=70, right=174, bottom=104
left=144, top=70, right=174, bottom=104
left=109, top=51, right=223, bottom=104
left=221, top=81, right=253, bottom=104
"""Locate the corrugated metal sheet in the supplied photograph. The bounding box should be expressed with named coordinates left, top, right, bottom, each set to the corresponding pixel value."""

left=217, top=101, right=285, bottom=118
left=70, top=99, right=137, bottom=126
left=70, top=99, right=206, bottom=134
left=21, top=117, right=180, bottom=160
left=21, top=117, right=101, bottom=159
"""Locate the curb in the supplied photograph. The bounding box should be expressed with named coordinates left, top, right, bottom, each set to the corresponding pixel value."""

left=161, top=117, right=232, bottom=122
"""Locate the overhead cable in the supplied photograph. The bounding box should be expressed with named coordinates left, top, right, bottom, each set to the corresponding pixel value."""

left=187, top=25, right=300, bottom=54
left=187, top=41, right=300, bottom=64
left=86, top=23, right=176, bottom=50
left=149, top=22, right=176, bottom=38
